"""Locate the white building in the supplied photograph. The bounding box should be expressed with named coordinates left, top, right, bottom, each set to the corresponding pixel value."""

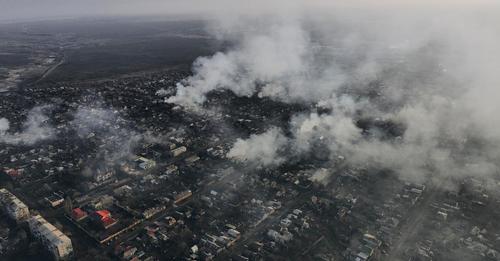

left=94, top=168, right=115, bottom=183
left=45, top=194, right=65, bottom=208
left=28, top=215, right=73, bottom=260
left=136, top=156, right=156, bottom=170
left=171, top=146, right=187, bottom=157
left=0, top=188, right=30, bottom=222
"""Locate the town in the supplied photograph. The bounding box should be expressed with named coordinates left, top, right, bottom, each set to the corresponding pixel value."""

left=1, top=67, right=499, bottom=260
left=1, top=6, right=500, bottom=261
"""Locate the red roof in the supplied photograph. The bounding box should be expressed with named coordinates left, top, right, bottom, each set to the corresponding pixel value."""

left=95, top=210, right=111, bottom=220
left=102, top=217, right=117, bottom=228
left=72, top=208, right=87, bottom=219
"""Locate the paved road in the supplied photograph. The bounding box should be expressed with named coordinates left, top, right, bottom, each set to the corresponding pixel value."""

left=385, top=183, right=442, bottom=261
left=36, top=55, right=66, bottom=83
left=227, top=162, right=351, bottom=258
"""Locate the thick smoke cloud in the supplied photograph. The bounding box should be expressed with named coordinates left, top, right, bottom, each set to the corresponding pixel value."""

left=227, top=127, right=288, bottom=167
left=167, top=20, right=321, bottom=106
left=0, top=106, right=55, bottom=145
left=169, top=3, right=500, bottom=185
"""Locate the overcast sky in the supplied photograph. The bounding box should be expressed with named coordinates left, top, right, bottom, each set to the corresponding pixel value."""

left=1, top=0, right=499, bottom=22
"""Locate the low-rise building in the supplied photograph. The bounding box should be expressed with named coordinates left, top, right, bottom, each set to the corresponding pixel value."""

left=94, top=168, right=115, bottom=183
left=171, top=146, right=187, bottom=157
left=136, top=157, right=156, bottom=170
left=45, top=194, right=64, bottom=208
left=174, top=190, right=193, bottom=205
left=185, top=155, right=200, bottom=164
left=71, top=208, right=88, bottom=221
left=28, top=215, right=73, bottom=260
left=165, top=164, right=178, bottom=175
left=91, top=210, right=117, bottom=229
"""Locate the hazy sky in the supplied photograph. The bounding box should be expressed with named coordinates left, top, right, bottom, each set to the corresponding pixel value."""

left=1, top=0, right=499, bottom=22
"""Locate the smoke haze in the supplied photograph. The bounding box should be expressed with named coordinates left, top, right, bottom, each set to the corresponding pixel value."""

left=227, top=127, right=288, bottom=167
left=2, top=0, right=499, bottom=22
left=163, top=2, right=500, bottom=186
left=70, top=105, right=163, bottom=165
left=0, top=106, right=55, bottom=145
left=2, top=0, right=499, bottom=186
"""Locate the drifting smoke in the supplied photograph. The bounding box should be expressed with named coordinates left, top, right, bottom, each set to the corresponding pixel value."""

left=70, top=106, right=141, bottom=163
left=70, top=105, right=165, bottom=167
left=71, top=106, right=121, bottom=138
left=167, top=3, right=500, bottom=184
left=167, top=20, right=320, bottom=106
left=291, top=112, right=362, bottom=154
left=0, top=106, right=55, bottom=145
left=227, top=127, right=288, bottom=167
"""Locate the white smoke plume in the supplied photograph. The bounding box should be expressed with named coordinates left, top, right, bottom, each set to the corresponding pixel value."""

left=169, top=3, right=500, bottom=185
left=227, top=127, right=288, bottom=167
left=0, top=106, right=55, bottom=145
left=167, top=17, right=345, bottom=107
